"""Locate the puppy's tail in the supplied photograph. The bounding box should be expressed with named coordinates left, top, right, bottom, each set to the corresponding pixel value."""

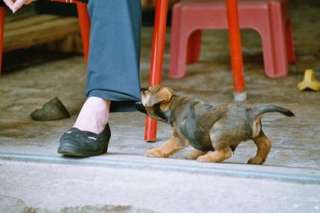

left=249, top=104, right=295, bottom=119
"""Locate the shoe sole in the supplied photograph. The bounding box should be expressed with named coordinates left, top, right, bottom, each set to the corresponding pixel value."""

left=58, top=144, right=107, bottom=158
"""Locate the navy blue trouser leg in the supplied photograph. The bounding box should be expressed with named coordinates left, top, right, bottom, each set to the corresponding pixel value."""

left=86, top=0, right=141, bottom=112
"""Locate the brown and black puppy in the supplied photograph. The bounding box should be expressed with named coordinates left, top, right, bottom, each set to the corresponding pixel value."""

left=139, top=86, right=294, bottom=164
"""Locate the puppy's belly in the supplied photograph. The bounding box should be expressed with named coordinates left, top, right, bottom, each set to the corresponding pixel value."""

left=177, top=126, right=213, bottom=151
left=210, top=119, right=251, bottom=149
left=189, top=139, right=213, bottom=152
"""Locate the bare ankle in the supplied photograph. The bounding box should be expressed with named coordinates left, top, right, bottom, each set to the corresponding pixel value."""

left=73, top=97, right=111, bottom=134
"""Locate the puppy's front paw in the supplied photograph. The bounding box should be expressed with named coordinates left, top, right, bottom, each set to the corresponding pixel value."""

left=145, top=148, right=167, bottom=158
left=247, top=157, right=265, bottom=165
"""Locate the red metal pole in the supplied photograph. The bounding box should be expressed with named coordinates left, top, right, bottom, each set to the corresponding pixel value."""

left=144, top=0, right=169, bottom=142
left=225, top=0, right=246, bottom=100
left=76, top=2, right=90, bottom=63
left=0, top=7, right=5, bottom=75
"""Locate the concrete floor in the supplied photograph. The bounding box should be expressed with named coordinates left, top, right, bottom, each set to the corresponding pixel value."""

left=0, top=0, right=320, bottom=212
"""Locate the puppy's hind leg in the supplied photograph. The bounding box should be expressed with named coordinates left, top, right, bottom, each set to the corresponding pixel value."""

left=197, top=147, right=232, bottom=163
left=248, top=131, right=272, bottom=165
left=145, top=131, right=186, bottom=158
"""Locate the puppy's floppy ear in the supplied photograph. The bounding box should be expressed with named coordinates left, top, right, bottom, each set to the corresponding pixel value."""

left=156, top=86, right=174, bottom=103
left=141, top=86, right=174, bottom=107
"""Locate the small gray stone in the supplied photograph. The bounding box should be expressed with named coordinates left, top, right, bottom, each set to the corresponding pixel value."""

left=30, top=97, right=70, bottom=121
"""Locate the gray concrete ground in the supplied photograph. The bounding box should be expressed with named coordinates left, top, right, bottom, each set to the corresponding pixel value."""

left=1, top=0, right=320, bottom=212
left=1, top=159, right=320, bottom=213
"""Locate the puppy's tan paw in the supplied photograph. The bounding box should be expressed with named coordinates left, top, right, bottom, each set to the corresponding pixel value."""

left=247, top=157, right=265, bottom=165
left=145, top=148, right=167, bottom=158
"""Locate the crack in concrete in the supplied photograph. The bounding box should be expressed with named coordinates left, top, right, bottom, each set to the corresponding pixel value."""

left=24, top=205, right=159, bottom=213
left=1, top=195, right=160, bottom=213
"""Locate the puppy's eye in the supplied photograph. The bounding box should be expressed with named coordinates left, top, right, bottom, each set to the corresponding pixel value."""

left=140, top=88, right=148, bottom=94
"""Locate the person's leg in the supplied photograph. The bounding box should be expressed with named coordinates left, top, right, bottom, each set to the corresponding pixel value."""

left=74, top=0, right=141, bottom=133
left=86, top=0, right=141, bottom=111
left=58, top=0, right=141, bottom=157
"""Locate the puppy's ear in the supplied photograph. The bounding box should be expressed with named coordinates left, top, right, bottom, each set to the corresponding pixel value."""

left=141, top=86, right=174, bottom=107
left=156, top=87, right=174, bottom=103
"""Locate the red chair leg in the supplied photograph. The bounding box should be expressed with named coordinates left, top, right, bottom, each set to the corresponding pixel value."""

left=0, top=7, right=5, bottom=75
left=76, top=2, right=90, bottom=63
left=258, top=17, right=276, bottom=78
left=225, top=0, right=245, bottom=96
left=268, top=1, right=288, bottom=77
left=286, top=20, right=296, bottom=64
left=187, top=30, right=202, bottom=64
left=144, top=0, right=169, bottom=142
left=169, top=3, right=189, bottom=79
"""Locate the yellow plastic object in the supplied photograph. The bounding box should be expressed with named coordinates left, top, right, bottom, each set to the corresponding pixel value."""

left=298, top=69, right=320, bottom=91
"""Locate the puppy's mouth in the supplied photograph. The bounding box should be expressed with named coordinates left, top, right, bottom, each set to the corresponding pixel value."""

left=136, top=100, right=170, bottom=123
left=142, top=101, right=157, bottom=108
left=136, top=98, right=168, bottom=120
left=140, top=94, right=158, bottom=107
left=135, top=101, right=147, bottom=114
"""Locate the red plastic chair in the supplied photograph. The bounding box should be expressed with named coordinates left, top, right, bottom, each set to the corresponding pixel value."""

left=169, top=0, right=296, bottom=79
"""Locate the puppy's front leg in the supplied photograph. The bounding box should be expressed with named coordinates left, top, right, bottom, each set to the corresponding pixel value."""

left=146, top=131, right=186, bottom=158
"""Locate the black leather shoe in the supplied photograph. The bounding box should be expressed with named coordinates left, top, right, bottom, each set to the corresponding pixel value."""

left=58, top=124, right=111, bottom=157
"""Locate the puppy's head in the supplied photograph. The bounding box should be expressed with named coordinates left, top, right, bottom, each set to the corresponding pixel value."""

left=141, top=86, right=174, bottom=107
left=139, top=86, right=174, bottom=121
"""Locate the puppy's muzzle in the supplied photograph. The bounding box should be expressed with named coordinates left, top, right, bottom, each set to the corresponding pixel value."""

left=135, top=101, right=147, bottom=114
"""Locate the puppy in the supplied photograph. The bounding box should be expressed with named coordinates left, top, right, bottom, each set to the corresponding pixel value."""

left=139, top=86, right=294, bottom=164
